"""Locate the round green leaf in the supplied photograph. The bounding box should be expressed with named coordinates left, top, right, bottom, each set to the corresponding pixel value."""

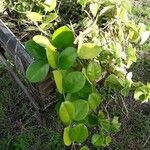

left=78, top=43, right=101, bottom=59
left=59, top=101, right=75, bottom=125
left=26, top=12, right=42, bottom=22
left=59, top=47, right=77, bottom=69
left=91, top=133, right=105, bottom=147
left=80, top=146, right=89, bottom=150
left=25, top=40, right=47, bottom=60
left=69, top=123, right=88, bottom=143
left=63, top=126, right=72, bottom=146
left=63, top=71, right=86, bottom=93
left=53, top=70, right=63, bottom=94
left=73, top=100, right=89, bottom=121
left=88, top=93, right=102, bottom=111
left=26, top=61, right=49, bottom=83
left=87, top=61, right=102, bottom=81
left=52, top=26, right=74, bottom=49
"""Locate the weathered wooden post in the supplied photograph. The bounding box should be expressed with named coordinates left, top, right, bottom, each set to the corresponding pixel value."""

left=0, top=19, right=56, bottom=126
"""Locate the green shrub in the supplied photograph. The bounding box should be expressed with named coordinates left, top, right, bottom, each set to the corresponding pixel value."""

left=25, top=0, right=150, bottom=149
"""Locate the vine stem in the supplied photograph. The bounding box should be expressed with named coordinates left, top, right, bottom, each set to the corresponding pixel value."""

left=71, top=143, right=77, bottom=150
left=33, top=21, right=49, bottom=36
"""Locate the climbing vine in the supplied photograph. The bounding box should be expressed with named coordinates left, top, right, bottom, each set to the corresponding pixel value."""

left=25, top=0, right=150, bottom=149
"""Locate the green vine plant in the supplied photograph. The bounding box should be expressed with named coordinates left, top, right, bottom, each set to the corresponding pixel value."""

left=25, top=0, right=150, bottom=149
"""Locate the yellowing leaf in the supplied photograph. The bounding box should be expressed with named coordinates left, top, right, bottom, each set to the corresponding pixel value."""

left=63, top=126, right=72, bottom=146
left=99, top=5, right=114, bottom=16
left=39, top=0, right=57, bottom=12
left=44, top=13, right=58, bottom=23
left=46, top=48, right=57, bottom=69
left=78, top=43, right=101, bottom=59
left=33, top=35, right=56, bottom=51
left=140, top=31, right=150, bottom=45
left=59, top=101, right=75, bottom=125
left=53, top=70, right=63, bottom=93
left=90, top=3, right=100, bottom=17
left=26, top=12, right=42, bottom=22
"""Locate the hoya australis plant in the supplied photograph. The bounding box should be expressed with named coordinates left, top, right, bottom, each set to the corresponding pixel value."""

left=25, top=0, right=150, bottom=149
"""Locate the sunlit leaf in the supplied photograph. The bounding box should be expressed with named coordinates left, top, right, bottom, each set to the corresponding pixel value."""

left=78, top=43, right=101, bottom=59
left=134, top=83, right=150, bottom=102
left=59, top=101, right=75, bottom=125
left=90, top=3, right=100, bottom=17
left=53, top=70, right=63, bottom=93
left=40, top=22, right=52, bottom=31
left=39, top=0, right=57, bottom=12
left=33, top=35, right=56, bottom=51
left=52, top=26, right=74, bottom=49
left=46, top=48, right=57, bottom=69
left=88, top=93, right=102, bottom=111
left=63, top=126, right=72, bottom=146
left=26, top=12, right=42, bottom=22
left=73, top=100, right=89, bottom=121
left=45, top=13, right=58, bottom=23
left=87, top=61, right=102, bottom=81
left=99, top=5, right=114, bottom=16
left=140, top=31, right=150, bottom=45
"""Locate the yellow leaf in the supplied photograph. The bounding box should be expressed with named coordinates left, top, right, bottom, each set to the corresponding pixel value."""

left=53, top=70, right=63, bottom=93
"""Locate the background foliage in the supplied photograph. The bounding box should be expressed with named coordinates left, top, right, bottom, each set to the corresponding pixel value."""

left=0, top=0, right=150, bottom=150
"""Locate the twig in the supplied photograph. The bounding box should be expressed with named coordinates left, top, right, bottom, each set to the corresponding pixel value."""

left=34, top=21, right=49, bottom=36
left=0, top=53, right=40, bottom=112
left=143, top=135, right=150, bottom=148
left=121, top=96, right=129, bottom=118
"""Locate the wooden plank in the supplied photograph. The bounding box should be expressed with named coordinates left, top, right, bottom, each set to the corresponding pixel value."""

left=0, top=19, right=56, bottom=112
left=0, top=19, right=32, bottom=74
